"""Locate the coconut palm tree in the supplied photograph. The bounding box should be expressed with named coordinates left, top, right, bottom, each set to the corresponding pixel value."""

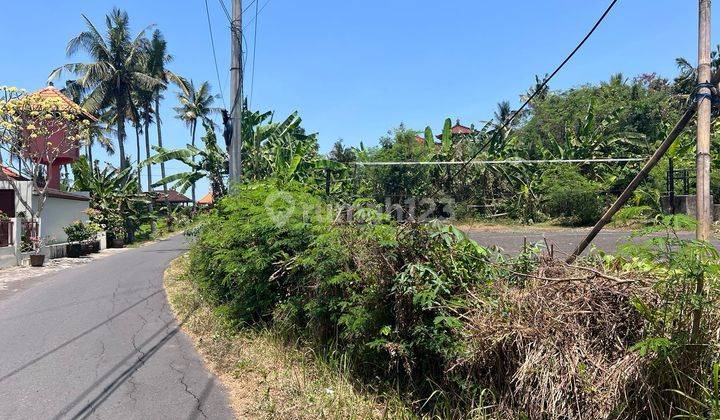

left=49, top=8, right=164, bottom=170
left=145, top=30, right=184, bottom=195
left=173, top=81, right=217, bottom=206
left=60, top=80, right=115, bottom=166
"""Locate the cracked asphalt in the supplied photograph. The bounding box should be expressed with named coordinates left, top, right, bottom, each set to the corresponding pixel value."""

left=0, top=235, right=234, bottom=419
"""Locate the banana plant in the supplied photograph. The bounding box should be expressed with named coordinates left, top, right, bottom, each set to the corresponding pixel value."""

left=145, top=122, right=229, bottom=198
left=241, top=108, right=319, bottom=182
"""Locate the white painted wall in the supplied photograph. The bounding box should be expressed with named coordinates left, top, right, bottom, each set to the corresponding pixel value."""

left=34, top=194, right=90, bottom=244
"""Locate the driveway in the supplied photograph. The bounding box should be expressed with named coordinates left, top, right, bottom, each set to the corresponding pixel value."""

left=0, top=235, right=234, bottom=419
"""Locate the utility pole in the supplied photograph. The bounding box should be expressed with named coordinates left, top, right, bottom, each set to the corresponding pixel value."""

left=692, top=0, right=712, bottom=340
left=697, top=0, right=712, bottom=241
left=229, top=0, right=243, bottom=183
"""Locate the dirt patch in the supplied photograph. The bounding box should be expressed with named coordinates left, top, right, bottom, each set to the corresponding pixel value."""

left=163, top=255, right=411, bottom=419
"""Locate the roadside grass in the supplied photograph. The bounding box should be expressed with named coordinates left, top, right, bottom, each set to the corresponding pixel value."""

left=164, top=254, right=413, bottom=419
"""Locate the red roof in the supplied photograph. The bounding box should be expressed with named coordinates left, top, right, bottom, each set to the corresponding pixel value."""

left=32, top=85, right=98, bottom=121
left=436, top=120, right=476, bottom=139
left=198, top=191, right=213, bottom=205
left=1, top=166, right=27, bottom=181
left=154, top=189, right=193, bottom=203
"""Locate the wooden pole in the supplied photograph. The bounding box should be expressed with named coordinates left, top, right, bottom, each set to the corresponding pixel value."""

left=692, top=0, right=712, bottom=341
left=229, top=0, right=243, bottom=185
left=566, top=104, right=698, bottom=263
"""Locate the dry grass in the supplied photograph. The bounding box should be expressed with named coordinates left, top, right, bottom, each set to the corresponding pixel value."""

left=164, top=254, right=413, bottom=420
left=458, top=262, right=659, bottom=419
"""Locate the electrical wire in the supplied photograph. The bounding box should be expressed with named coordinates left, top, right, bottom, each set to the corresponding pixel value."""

left=451, top=0, right=620, bottom=180
left=243, top=0, right=270, bottom=30
left=204, top=0, right=227, bottom=108
left=354, top=158, right=643, bottom=166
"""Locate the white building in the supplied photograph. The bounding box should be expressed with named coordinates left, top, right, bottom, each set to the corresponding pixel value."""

left=0, top=167, right=92, bottom=268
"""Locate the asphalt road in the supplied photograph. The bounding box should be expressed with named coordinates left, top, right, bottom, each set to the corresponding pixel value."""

left=463, top=227, right=719, bottom=256
left=0, top=235, right=234, bottom=420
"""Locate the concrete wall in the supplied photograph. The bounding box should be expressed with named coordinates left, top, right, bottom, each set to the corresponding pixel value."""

left=0, top=217, right=21, bottom=268
left=0, top=180, right=33, bottom=216
left=0, top=246, right=15, bottom=269
left=34, top=194, right=90, bottom=244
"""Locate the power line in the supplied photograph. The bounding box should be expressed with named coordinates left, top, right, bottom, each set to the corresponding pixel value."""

left=204, top=0, right=227, bottom=108
left=355, top=158, right=643, bottom=166
left=218, top=0, right=231, bottom=21
left=243, top=0, right=257, bottom=14
left=451, top=0, right=620, bottom=180
left=243, top=0, right=270, bottom=30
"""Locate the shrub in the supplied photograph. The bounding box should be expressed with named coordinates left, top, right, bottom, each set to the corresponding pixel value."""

left=540, top=166, right=606, bottom=226
left=188, top=182, right=720, bottom=418
left=189, top=181, right=329, bottom=324
left=63, top=220, right=93, bottom=243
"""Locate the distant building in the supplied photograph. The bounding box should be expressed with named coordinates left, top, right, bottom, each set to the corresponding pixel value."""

left=197, top=191, right=214, bottom=207
left=153, top=189, right=193, bottom=208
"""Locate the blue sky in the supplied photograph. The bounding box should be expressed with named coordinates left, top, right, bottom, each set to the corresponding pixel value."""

left=0, top=0, right=710, bottom=196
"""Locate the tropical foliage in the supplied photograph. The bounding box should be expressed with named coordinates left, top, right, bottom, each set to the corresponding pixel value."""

left=147, top=122, right=229, bottom=199
left=71, top=157, right=152, bottom=241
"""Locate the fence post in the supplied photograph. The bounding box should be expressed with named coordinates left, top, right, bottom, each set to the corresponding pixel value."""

left=13, top=218, right=22, bottom=264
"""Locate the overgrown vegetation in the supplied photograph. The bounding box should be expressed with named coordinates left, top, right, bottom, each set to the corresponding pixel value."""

left=185, top=183, right=720, bottom=418
left=164, top=254, right=412, bottom=419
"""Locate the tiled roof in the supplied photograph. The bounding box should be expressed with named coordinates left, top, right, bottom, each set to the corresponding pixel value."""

left=1, top=166, right=27, bottom=181
left=154, top=189, right=193, bottom=203
left=198, top=191, right=213, bottom=205
left=31, top=85, right=97, bottom=121
left=436, top=120, right=476, bottom=139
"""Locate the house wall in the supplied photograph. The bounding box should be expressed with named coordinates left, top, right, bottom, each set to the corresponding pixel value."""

left=33, top=194, right=90, bottom=244
left=0, top=180, right=33, bottom=216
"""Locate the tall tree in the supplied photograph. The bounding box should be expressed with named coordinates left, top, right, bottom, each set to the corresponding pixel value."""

left=174, top=81, right=216, bottom=207
left=49, top=8, right=163, bottom=170
left=60, top=80, right=115, bottom=166
left=145, top=30, right=182, bottom=196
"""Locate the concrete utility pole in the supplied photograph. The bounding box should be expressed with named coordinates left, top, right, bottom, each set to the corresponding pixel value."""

left=697, top=0, right=712, bottom=241
left=229, top=0, right=243, bottom=183
left=693, top=0, right=712, bottom=341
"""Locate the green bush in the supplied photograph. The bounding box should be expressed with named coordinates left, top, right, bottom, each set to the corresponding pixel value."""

left=540, top=166, right=606, bottom=226
left=63, top=220, right=95, bottom=243
left=188, top=181, right=720, bottom=418
left=189, top=181, right=328, bottom=324
left=190, top=183, right=505, bottom=410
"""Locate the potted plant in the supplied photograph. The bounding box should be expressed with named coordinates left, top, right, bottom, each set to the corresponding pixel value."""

left=109, top=225, right=126, bottom=248
left=87, top=221, right=102, bottom=253
left=22, top=236, right=44, bottom=267
left=64, top=220, right=91, bottom=258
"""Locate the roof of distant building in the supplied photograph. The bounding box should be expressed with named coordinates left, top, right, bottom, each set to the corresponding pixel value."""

left=31, top=85, right=97, bottom=121
left=154, top=189, right=193, bottom=203
left=198, top=191, right=213, bottom=205
left=436, top=119, right=476, bottom=139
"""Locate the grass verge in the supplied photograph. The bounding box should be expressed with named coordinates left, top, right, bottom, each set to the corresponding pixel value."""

left=163, top=254, right=413, bottom=419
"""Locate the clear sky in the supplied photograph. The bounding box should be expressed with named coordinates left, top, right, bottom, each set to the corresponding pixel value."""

left=0, top=0, right=712, bottom=196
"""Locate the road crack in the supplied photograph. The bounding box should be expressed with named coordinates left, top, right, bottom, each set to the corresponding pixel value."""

left=168, top=361, right=208, bottom=419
